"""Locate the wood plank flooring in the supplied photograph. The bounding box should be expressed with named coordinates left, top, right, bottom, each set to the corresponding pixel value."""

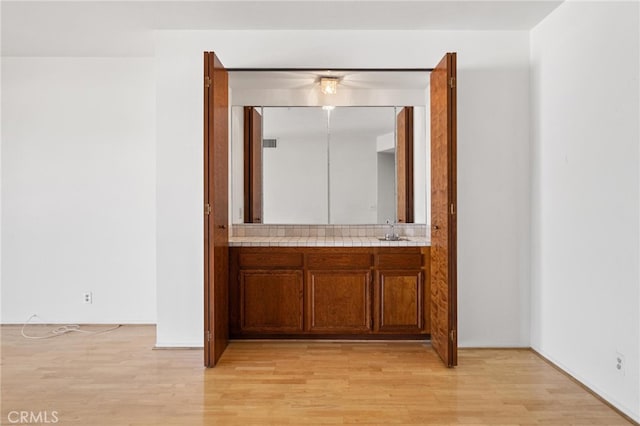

left=1, top=325, right=633, bottom=425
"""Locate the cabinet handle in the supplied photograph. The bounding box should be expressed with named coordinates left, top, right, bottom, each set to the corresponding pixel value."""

left=218, top=224, right=226, bottom=229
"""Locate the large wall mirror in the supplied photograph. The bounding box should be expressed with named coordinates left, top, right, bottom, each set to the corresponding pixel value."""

left=229, top=71, right=430, bottom=225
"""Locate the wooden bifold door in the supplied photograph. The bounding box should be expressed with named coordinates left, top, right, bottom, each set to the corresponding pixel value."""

left=430, top=52, right=458, bottom=367
left=204, top=51, right=457, bottom=368
left=203, top=52, right=229, bottom=367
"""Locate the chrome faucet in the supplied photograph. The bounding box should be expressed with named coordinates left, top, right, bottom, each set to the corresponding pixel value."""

left=385, top=219, right=400, bottom=241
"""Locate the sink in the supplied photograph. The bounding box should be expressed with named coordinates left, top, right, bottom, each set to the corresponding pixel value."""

left=378, top=236, right=409, bottom=242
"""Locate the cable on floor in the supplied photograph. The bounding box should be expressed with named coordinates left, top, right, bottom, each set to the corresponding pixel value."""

left=21, top=314, right=122, bottom=340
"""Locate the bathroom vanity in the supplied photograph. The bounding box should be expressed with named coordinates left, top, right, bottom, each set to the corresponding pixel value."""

left=229, top=228, right=430, bottom=339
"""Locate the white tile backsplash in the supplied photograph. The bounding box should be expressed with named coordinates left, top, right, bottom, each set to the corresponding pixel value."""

left=232, top=223, right=427, bottom=238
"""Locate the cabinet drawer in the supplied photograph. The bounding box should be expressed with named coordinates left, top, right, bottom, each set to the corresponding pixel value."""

left=376, top=253, right=423, bottom=269
left=307, top=253, right=372, bottom=269
left=238, top=252, right=303, bottom=268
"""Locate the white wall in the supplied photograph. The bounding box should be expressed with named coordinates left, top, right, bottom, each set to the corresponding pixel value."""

left=1, top=57, right=157, bottom=324
left=530, top=1, right=640, bottom=421
left=155, top=30, right=532, bottom=348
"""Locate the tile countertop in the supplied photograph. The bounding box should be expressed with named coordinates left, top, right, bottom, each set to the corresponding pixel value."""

left=228, top=236, right=431, bottom=247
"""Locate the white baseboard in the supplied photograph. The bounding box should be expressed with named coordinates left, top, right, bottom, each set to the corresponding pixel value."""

left=1, top=321, right=156, bottom=325
left=154, top=341, right=203, bottom=349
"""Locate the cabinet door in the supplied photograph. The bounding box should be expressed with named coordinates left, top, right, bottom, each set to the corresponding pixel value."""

left=240, top=270, right=303, bottom=333
left=306, top=270, right=372, bottom=333
left=375, top=270, right=424, bottom=333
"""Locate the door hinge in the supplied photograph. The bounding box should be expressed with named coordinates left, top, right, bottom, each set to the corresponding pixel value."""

left=206, top=330, right=211, bottom=342
left=205, top=76, right=211, bottom=88
left=450, top=203, right=455, bottom=215
left=450, top=329, right=456, bottom=342
left=205, top=203, right=211, bottom=215
left=449, top=77, right=456, bottom=88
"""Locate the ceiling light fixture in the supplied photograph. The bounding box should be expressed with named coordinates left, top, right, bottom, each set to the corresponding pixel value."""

left=320, top=77, right=339, bottom=95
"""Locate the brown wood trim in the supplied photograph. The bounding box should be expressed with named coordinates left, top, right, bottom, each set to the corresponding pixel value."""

left=422, top=247, right=431, bottom=333
left=447, top=52, right=458, bottom=367
left=406, top=107, right=414, bottom=223
left=227, top=68, right=434, bottom=72
left=243, top=107, right=252, bottom=223
left=229, top=246, right=240, bottom=334
left=530, top=348, right=639, bottom=426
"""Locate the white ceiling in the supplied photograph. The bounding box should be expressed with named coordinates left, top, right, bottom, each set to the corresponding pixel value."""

left=2, top=1, right=563, bottom=56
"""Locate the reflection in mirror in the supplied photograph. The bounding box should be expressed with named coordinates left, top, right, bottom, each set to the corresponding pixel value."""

left=326, top=107, right=395, bottom=224
left=228, top=69, right=429, bottom=226
left=263, top=107, right=329, bottom=224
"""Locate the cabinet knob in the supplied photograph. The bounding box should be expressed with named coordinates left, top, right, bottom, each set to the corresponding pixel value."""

left=432, top=225, right=440, bottom=231
left=218, top=224, right=226, bottom=229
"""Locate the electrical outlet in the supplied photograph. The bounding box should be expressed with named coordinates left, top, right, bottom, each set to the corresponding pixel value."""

left=82, top=292, right=93, bottom=304
left=616, top=351, right=625, bottom=375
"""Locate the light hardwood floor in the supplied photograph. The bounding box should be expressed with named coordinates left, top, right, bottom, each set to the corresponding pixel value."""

left=1, top=325, right=633, bottom=425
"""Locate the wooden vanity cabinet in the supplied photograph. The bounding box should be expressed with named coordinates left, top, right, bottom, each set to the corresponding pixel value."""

left=239, top=270, right=303, bottom=332
left=374, top=252, right=430, bottom=334
left=229, top=247, right=430, bottom=338
left=306, top=252, right=373, bottom=333
left=229, top=249, right=304, bottom=335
